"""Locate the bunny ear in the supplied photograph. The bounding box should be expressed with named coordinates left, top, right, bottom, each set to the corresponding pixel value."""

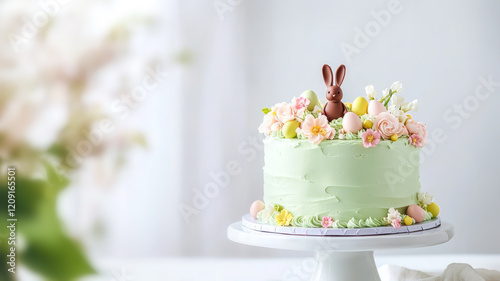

left=322, top=64, right=334, bottom=86
left=335, top=64, right=346, bottom=86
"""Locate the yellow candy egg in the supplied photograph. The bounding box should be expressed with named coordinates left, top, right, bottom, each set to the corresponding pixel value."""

left=404, top=216, right=413, bottom=226
left=351, top=97, right=369, bottom=116
left=427, top=202, right=440, bottom=217
left=344, top=102, right=352, bottom=111
left=282, top=121, right=300, bottom=138
left=390, top=134, right=398, bottom=141
left=363, top=119, right=373, bottom=129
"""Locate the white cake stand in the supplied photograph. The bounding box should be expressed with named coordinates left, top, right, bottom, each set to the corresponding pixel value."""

left=227, top=220, right=454, bottom=281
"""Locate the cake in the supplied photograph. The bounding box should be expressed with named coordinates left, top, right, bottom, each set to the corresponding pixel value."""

left=249, top=64, right=440, bottom=229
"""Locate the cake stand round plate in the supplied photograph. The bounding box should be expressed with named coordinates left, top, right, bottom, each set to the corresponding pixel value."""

left=227, top=218, right=454, bottom=281
left=242, top=214, right=441, bottom=236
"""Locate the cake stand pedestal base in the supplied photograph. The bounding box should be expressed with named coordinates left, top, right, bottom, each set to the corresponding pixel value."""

left=227, top=221, right=454, bottom=281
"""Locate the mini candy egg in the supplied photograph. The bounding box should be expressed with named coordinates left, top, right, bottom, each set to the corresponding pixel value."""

left=342, top=112, right=363, bottom=133
left=406, top=204, right=425, bottom=223
left=250, top=200, right=265, bottom=219
left=282, top=121, right=300, bottom=138
left=404, top=216, right=414, bottom=226
left=300, top=90, right=321, bottom=111
left=362, top=119, right=373, bottom=129
left=344, top=102, right=352, bottom=111
left=351, top=97, right=369, bottom=116
left=391, top=134, right=398, bottom=141
left=427, top=202, right=440, bottom=217
left=367, top=100, right=387, bottom=116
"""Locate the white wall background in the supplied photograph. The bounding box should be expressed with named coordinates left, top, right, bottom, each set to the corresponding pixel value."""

left=61, top=0, right=500, bottom=259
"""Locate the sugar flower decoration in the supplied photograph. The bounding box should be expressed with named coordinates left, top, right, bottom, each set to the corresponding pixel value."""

left=405, top=120, right=428, bottom=146
left=361, top=129, right=381, bottom=148
left=365, top=85, right=377, bottom=100
left=390, top=81, right=403, bottom=94
left=391, top=218, right=402, bottom=229
left=275, top=102, right=295, bottom=123
left=258, top=113, right=279, bottom=135
left=386, top=207, right=402, bottom=224
left=291, top=96, right=310, bottom=111
left=301, top=114, right=335, bottom=144
left=374, top=112, right=407, bottom=140
left=321, top=216, right=334, bottom=228
left=418, top=192, right=434, bottom=208
left=409, top=134, right=422, bottom=148
left=257, top=204, right=279, bottom=223
left=275, top=209, right=293, bottom=226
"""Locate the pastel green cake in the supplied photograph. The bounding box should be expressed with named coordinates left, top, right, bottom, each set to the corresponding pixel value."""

left=263, top=138, right=421, bottom=222
left=251, top=65, right=439, bottom=229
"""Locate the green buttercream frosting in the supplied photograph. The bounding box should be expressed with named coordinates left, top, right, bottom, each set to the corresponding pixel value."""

left=423, top=211, right=433, bottom=221
left=263, top=138, right=420, bottom=222
left=331, top=220, right=348, bottom=228
left=302, top=216, right=323, bottom=228
left=345, top=132, right=360, bottom=140
left=365, top=217, right=385, bottom=227
left=329, top=117, right=343, bottom=131
left=291, top=216, right=305, bottom=227
left=347, top=218, right=366, bottom=228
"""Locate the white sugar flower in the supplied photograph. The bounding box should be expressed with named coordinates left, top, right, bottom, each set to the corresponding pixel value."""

left=418, top=192, right=434, bottom=208
left=390, top=81, right=403, bottom=94
left=390, top=108, right=408, bottom=124
left=258, top=204, right=278, bottom=223
left=365, top=85, right=377, bottom=100
left=386, top=208, right=402, bottom=223
left=381, top=88, right=390, bottom=100
left=410, top=99, right=418, bottom=112
left=390, top=95, right=405, bottom=109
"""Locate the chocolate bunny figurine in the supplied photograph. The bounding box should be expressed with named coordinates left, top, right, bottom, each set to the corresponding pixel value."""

left=322, top=64, right=347, bottom=122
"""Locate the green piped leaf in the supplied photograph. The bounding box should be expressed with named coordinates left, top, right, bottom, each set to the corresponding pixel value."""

left=262, top=107, right=271, bottom=114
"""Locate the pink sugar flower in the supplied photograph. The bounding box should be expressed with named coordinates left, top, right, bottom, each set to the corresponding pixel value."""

left=406, top=120, right=428, bottom=146
left=409, top=134, right=422, bottom=148
left=301, top=114, right=335, bottom=144
left=391, top=218, right=401, bottom=229
left=322, top=216, right=334, bottom=228
left=291, top=96, right=310, bottom=111
left=374, top=112, right=407, bottom=140
left=275, top=102, right=295, bottom=123
left=361, top=129, right=381, bottom=148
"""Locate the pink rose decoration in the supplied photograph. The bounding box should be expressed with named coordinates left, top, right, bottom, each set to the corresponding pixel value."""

left=361, top=129, right=381, bottom=148
left=405, top=120, right=428, bottom=146
left=275, top=102, right=295, bottom=123
left=301, top=115, right=335, bottom=144
left=258, top=113, right=279, bottom=135
left=409, top=134, right=422, bottom=148
left=391, top=218, right=401, bottom=229
left=291, top=96, right=310, bottom=111
left=322, top=216, right=333, bottom=228
left=374, top=112, right=407, bottom=140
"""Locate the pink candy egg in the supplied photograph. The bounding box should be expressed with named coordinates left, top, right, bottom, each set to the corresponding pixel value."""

left=250, top=200, right=265, bottom=219
left=406, top=204, right=425, bottom=223
left=342, top=112, right=363, bottom=133
left=368, top=100, right=387, bottom=116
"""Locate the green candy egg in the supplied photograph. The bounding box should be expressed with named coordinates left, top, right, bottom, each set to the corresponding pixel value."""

left=282, top=121, right=300, bottom=138
left=352, top=96, right=368, bottom=116
left=300, top=90, right=321, bottom=111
